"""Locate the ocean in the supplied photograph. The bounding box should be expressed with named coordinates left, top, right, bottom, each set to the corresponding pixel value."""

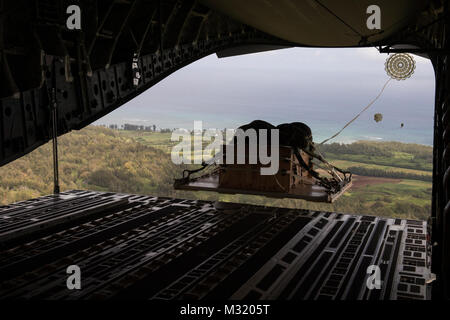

left=96, top=48, right=436, bottom=146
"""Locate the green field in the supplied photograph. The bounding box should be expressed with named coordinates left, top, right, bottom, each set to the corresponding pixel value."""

left=0, top=126, right=433, bottom=221
left=328, top=159, right=431, bottom=176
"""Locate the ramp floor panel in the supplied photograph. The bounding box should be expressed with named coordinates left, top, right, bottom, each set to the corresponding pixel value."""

left=0, top=190, right=431, bottom=300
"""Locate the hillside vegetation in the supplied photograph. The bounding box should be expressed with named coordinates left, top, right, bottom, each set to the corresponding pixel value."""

left=0, top=126, right=433, bottom=221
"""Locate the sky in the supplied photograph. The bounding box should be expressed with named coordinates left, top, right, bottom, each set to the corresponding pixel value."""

left=96, top=47, right=435, bottom=145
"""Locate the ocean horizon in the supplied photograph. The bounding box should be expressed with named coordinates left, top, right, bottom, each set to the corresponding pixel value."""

left=95, top=48, right=435, bottom=147
left=96, top=117, right=433, bottom=147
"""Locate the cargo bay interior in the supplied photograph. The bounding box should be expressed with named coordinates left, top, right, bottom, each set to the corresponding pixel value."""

left=0, top=0, right=448, bottom=300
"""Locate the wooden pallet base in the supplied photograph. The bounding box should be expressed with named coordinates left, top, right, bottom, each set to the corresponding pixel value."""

left=174, top=175, right=352, bottom=203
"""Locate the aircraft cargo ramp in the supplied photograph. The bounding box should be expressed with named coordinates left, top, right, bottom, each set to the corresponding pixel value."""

left=0, top=190, right=431, bottom=300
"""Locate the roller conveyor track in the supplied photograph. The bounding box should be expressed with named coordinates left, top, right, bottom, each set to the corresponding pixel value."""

left=0, top=191, right=133, bottom=245
left=0, top=190, right=432, bottom=300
